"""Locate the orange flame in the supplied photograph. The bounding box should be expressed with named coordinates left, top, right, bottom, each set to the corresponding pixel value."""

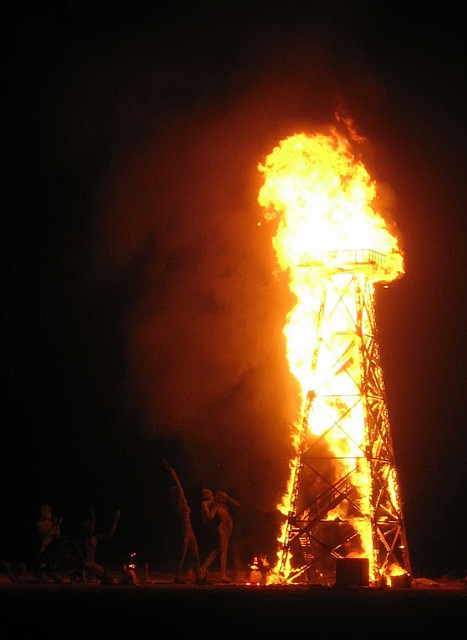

left=258, top=128, right=404, bottom=583
left=258, top=130, right=403, bottom=282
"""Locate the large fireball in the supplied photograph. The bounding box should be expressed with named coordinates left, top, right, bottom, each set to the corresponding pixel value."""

left=258, top=129, right=404, bottom=407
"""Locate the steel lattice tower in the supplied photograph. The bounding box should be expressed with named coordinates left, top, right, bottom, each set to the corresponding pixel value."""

left=278, top=249, right=411, bottom=586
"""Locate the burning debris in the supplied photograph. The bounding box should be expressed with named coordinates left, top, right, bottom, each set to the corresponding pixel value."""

left=120, top=552, right=139, bottom=585
left=247, top=555, right=270, bottom=585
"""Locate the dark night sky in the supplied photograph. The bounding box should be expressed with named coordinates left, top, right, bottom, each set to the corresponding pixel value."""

left=2, top=2, right=466, bottom=577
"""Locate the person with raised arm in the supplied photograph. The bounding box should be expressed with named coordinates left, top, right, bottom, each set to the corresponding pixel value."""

left=163, top=458, right=202, bottom=584
left=199, top=489, right=240, bottom=583
left=78, top=507, right=120, bottom=584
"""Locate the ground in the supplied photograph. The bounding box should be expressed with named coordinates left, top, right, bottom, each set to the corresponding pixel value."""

left=1, top=569, right=465, bottom=639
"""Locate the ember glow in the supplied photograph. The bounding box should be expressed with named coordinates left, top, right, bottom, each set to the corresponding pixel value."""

left=258, top=128, right=411, bottom=585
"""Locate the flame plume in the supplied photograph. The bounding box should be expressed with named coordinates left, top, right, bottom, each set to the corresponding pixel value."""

left=258, top=128, right=408, bottom=584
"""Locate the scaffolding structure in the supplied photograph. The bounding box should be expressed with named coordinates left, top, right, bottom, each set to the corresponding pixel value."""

left=278, top=250, right=411, bottom=586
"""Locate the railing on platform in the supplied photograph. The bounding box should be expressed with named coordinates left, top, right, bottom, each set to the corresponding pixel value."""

left=299, top=249, right=386, bottom=269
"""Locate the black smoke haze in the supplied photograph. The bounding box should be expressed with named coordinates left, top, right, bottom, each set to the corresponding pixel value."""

left=87, top=31, right=390, bottom=559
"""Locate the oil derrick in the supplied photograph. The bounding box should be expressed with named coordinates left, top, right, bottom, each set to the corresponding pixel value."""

left=278, top=249, right=411, bottom=586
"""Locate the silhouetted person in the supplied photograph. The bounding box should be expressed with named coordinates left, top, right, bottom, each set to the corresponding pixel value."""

left=199, top=489, right=240, bottom=583
left=35, top=504, right=62, bottom=582
left=163, top=459, right=201, bottom=584
left=0, top=558, right=16, bottom=582
left=78, top=507, right=120, bottom=584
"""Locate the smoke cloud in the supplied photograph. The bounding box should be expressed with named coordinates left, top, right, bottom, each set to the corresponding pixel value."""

left=92, top=24, right=389, bottom=560
left=95, top=104, right=299, bottom=552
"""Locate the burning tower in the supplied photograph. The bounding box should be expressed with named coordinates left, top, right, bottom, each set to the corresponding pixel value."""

left=258, top=130, right=411, bottom=586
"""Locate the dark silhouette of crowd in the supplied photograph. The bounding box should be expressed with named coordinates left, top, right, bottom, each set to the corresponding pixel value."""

left=0, top=459, right=241, bottom=586
left=0, top=503, right=123, bottom=584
